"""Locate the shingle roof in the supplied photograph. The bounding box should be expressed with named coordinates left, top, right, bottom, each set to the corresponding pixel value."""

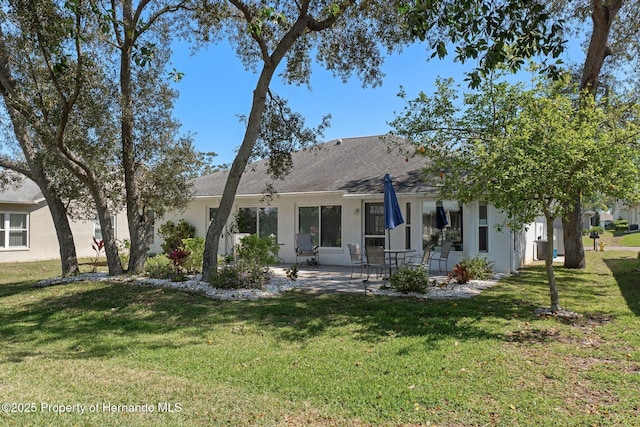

left=0, top=174, right=44, bottom=204
left=194, top=135, right=436, bottom=197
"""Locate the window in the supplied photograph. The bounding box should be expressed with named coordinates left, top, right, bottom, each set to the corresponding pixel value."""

left=479, top=202, right=488, bottom=252
left=364, top=203, right=385, bottom=247
left=94, top=216, right=116, bottom=240
left=237, top=207, right=278, bottom=239
left=405, top=202, right=412, bottom=250
left=0, top=212, right=28, bottom=248
left=421, top=201, right=463, bottom=250
left=298, top=205, right=341, bottom=247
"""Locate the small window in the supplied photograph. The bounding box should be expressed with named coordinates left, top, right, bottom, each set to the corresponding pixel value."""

left=0, top=213, right=5, bottom=248
left=0, top=212, right=28, bottom=248
left=479, top=202, right=488, bottom=252
left=405, top=202, right=411, bottom=249
left=9, top=213, right=28, bottom=247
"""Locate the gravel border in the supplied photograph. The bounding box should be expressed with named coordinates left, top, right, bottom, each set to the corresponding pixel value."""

left=32, top=272, right=505, bottom=301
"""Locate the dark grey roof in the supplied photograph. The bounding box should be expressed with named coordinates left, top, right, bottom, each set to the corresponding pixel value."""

left=0, top=174, right=43, bottom=204
left=194, top=135, right=436, bottom=197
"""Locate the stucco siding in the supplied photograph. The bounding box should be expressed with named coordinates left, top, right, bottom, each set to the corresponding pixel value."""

left=0, top=201, right=129, bottom=263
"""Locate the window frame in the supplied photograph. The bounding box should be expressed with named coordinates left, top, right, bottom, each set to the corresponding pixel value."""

left=478, top=202, right=489, bottom=252
left=236, top=206, right=279, bottom=240
left=298, top=204, right=342, bottom=248
left=0, top=211, right=29, bottom=249
left=421, top=201, right=463, bottom=250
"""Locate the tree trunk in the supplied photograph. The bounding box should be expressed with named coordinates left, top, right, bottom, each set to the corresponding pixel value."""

left=201, top=14, right=311, bottom=281
left=562, top=190, right=586, bottom=269
left=545, top=214, right=561, bottom=313
left=202, top=79, right=270, bottom=281
left=93, top=190, right=123, bottom=276
left=120, top=0, right=152, bottom=274
left=563, top=0, right=623, bottom=268
left=38, top=179, right=80, bottom=276
left=0, top=38, right=80, bottom=276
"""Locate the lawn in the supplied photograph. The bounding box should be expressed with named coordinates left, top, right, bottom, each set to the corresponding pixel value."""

left=583, top=229, right=640, bottom=249
left=1, top=253, right=639, bottom=426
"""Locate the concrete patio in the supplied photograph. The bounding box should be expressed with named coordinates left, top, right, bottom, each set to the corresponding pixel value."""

left=269, top=263, right=500, bottom=298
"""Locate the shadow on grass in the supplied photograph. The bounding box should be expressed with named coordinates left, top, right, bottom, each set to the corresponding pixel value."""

left=604, top=257, right=640, bottom=316
left=0, top=277, right=553, bottom=363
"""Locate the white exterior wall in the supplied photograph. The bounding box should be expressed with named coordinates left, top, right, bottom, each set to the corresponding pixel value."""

left=461, top=201, right=521, bottom=274
left=0, top=202, right=129, bottom=263
left=153, top=194, right=530, bottom=274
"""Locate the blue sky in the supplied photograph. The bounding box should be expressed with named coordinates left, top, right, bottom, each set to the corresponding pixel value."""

left=169, top=39, right=585, bottom=166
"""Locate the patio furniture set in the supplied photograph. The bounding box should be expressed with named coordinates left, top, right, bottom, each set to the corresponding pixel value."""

left=346, top=241, right=452, bottom=280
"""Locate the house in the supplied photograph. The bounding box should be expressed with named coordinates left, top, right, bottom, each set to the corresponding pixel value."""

left=152, top=135, right=537, bottom=273
left=0, top=176, right=129, bottom=263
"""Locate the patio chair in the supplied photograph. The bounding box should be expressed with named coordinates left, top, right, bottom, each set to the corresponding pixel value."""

left=405, top=243, right=433, bottom=270
left=347, top=243, right=365, bottom=280
left=429, top=241, right=452, bottom=273
left=365, top=245, right=388, bottom=279
left=295, top=233, right=319, bottom=265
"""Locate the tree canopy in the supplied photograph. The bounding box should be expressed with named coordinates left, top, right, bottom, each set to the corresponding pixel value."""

left=390, top=73, right=640, bottom=311
left=194, top=0, right=414, bottom=279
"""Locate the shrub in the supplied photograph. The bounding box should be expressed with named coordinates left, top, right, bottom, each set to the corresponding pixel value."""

left=614, top=219, right=629, bottom=231
left=236, top=234, right=279, bottom=266
left=117, top=239, right=130, bottom=268
left=457, top=256, right=494, bottom=280
left=181, top=237, right=205, bottom=274
left=209, top=264, right=271, bottom=289
left=166, top=248, right=191, bottom=281
left=158, top=219, right=196, bottom=253
left=144, top=253, right=173, bottom=279
left=583, top=226, right=604, bottom=236
left=449, top=263, right=471, bottom=284
left=389, top=266, right=430, bottom=294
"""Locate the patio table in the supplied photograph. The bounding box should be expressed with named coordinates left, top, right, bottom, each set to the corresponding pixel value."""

left=383, top=249, right=415, bottom=277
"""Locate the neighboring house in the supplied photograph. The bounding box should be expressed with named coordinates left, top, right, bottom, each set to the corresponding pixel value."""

left=613, top=200, right=640, bottom=227
left=0, top=176, right=129, bottom=263
left=153, top=135, right=538, bottom=273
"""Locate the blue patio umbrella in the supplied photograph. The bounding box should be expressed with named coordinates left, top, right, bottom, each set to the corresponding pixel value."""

left=436, top=204, right=448, bottom=243
left=436, top=205, right=448, bottom=229
left=384, top=174, right=404, bottom=249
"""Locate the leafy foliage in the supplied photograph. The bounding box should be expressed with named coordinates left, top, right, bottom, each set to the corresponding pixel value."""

left=389, top=266, right=430, bottom=294
left=181, top=237, right=205, bottom=274
left=401, top=0, right=566, bottom=87
left=195, top=0, right=414, bottom=280
left=448, top=264, right=471, bottom=284
left=90, top=237, right=105, bottom=272
left=166, top=248, right=191, bottom=281
left=144, top=253, right=173, bottom=279
left=209, top=263, right=271, bottom=290
left=235, top=234, right=279, bottom=267
left=208, top=234, right=278, bottom=289
left=391, top=73, right=640, bottom=226
left=391, top=72, right=640, bottom=311
left=158, top=220, right=196, bottom=254
left=456, top=256, right=494, bottom=281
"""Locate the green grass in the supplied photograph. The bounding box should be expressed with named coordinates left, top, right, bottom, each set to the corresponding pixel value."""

left=583, top=230, right=640, bottom=249
left=620, top=232, right=640, bottom=247
left=1, top=253, right=640, bottom=426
